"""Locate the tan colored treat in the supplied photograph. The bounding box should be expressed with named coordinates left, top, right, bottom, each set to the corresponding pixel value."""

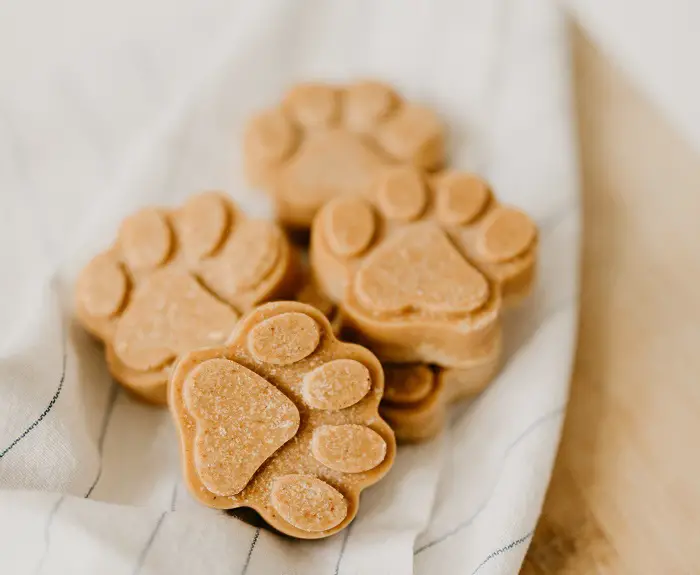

left=380, top=330, right=501, bottom=442
left=170, top=301, right=395, bottom=539
left=244, top=81, right=445, bottom=230
left=294, top=258, right=343, bottom=334
left=311, top=168, right=537, bottom=368
left=75, top=191, right=300, bottom=404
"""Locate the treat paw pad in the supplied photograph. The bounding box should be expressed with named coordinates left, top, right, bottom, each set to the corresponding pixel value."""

left=75, top=192, right=298, bottom=403
left=244, top=81, right=445, bottom=229
left=270, top=474, right=348, bottom=532
left=354, top=222, right=489, bottom=315
left=170, top=301, right=395, bottom=539
left=311, top=168, right=537, bottom=367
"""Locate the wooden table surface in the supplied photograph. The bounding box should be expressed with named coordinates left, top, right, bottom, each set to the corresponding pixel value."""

left=522, top=26, right=700, bottom=574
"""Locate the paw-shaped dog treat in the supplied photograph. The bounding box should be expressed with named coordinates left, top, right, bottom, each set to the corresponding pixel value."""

left=75, top=192, right=300, bottom=404
left=244, top=81, right=445, bottom=229
left=311, top=169, right=537, bottom=368
left=380, top=329, right=502, bottom=443
left=169, top=301, right=395, bottom=539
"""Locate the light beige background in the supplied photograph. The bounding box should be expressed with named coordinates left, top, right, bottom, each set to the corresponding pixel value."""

left=523, top=26, right=700, bottom=573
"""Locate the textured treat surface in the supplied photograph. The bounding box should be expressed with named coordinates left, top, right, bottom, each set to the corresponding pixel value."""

left=302, top=359, right=371, bottom=410
left=311, top=424, right=387, bottom=473
left=355, top=222, right=489, bottom=314
left=248, top=312, right=320, bottom=365
left=112, top=271, right=238, bottom=372
left=478, top=207, right=537, bottom=263
left=170, top=301, right=396, bottom=539
left=270, top=474, right=347, bottom=532
left=75, top=191, right=299, bottom=403
left=184, top=358, right=300, bottom=496
left=311, top=168, right=537, bottom=368
left=244, top=81, right=445, bottom=229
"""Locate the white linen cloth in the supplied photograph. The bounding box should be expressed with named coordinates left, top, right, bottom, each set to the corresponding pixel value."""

left=0, top=1, right=579, bottom=573
left=567, top=0, right=700, bottom=154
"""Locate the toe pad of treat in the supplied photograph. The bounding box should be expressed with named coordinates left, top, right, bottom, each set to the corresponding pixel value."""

left=311, top=424, right=387, bottom=473
left=477, top=207, right=537, bottom=263
left=302, top=359, right=371, bottom=410
left=322, top=198, right=376, bottom=258
left=178, top=192, right=231, bottom=260
left=118, top=208, right=172, bottom=271
left=270, top=474, right=348, bottom=532
left=76, top=254, right=128, bottom=318
left=435, top=172, right=490, bottom=225
left=376, top=167, right=427, bottom=222
left=248, top=312, right=321, bottom=365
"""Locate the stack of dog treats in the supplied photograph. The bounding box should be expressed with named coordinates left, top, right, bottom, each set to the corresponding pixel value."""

left=75, top=81, right=538, bottom=540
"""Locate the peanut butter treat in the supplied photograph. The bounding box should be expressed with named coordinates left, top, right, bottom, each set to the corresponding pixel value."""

left=75, top=191, right=300, bottom=404
left=169, top=301, right=396, bottom=539
left=311, top=168, right=537, bottom=368
left=294, top=260, right=336, bottom=320
left=295, top=260, right=343, bottom=334
left=244, top=81, right=445, bottom=229
left=380, top=330, right=502, bottom=442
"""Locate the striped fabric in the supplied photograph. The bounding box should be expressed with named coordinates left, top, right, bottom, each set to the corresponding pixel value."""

left=0, top=1, right=578, bottom=573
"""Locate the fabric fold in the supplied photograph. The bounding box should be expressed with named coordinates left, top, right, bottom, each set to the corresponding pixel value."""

left=0, top=1, right=578, bottom=573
